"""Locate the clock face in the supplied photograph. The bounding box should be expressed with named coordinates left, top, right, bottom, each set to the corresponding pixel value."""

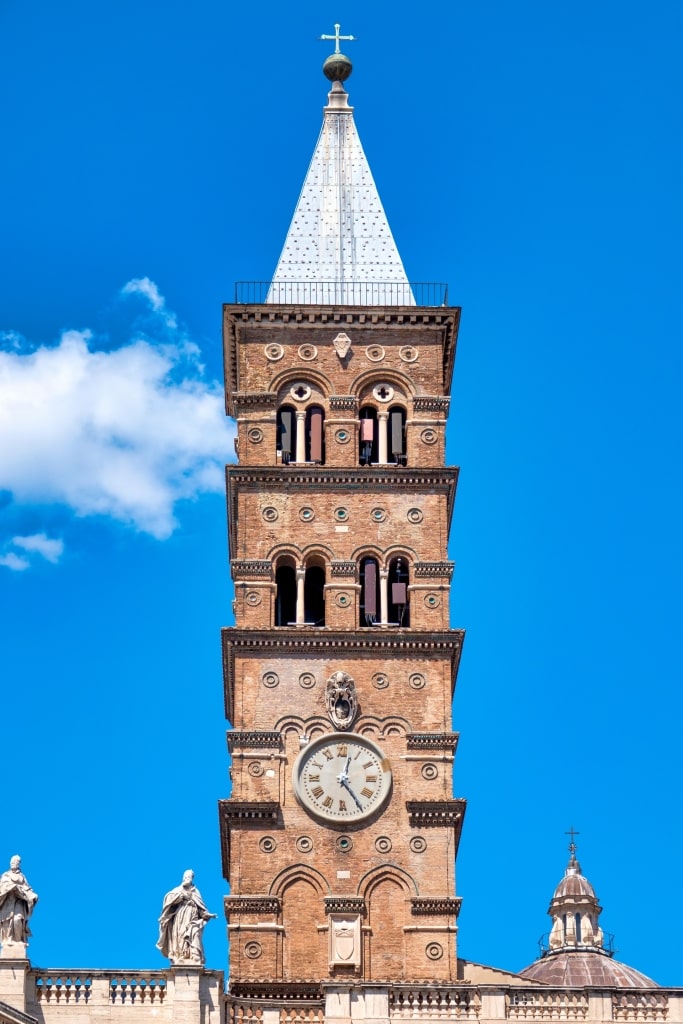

left=292, top=732, right=392, bottom=824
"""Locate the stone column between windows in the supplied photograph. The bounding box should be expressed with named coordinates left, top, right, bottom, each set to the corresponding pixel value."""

left=377, top=411, right=389, bottom=464
left=295, top=410, right=306, bottom=464
left=379, top=568, right=389, bottom=626
left=295, top=566, right=306, bottom=625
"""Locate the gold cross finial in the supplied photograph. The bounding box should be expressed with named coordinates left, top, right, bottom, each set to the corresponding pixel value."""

left=320, top=23, right=356, bottom=54
left=565, top=826, right=580, bottom=857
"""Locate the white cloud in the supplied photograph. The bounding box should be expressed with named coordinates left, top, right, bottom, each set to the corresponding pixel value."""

left=0, top=280, right=235, bottom=544
left=121, top=277, right=177, bottom=328
left=0, top=552, right=30, bottom=572
left=12, top=533, right=64, bottom=563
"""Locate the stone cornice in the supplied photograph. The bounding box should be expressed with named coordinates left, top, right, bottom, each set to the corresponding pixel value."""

left=407, top=733, right=460, bottom=752
left=222, top=628, right=464, bottom=723
left=329, top=395, right=357, bottom=411
left=406, top=800, right=466, bottom=856
left=406, top=800, right=466, bottom=826
left=224, top=896, right=281, bottom=916
left=413, top=396, right=451, bottom=413
left=233, top=392, right=277, bottom=414
left=411, top=897, right=462, bottom=916
left=227, top=731, right=282, bottom=751
left=228, top=981, right=323, bottom=1002
left=330, top=561, right=357, bottom=578
left=414, top=561, right=455, bottom=580
left=324, top=896, right=366, bottom=915
left=219, top=800, right=280, bottom=823
left=231, top=560, right=272, bottom=580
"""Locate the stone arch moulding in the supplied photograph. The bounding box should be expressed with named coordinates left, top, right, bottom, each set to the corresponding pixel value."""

left=351, top=368, right=416, bottom=400
left=269, top=544, right=304, bottom=565
left=269, top=863, right=330, bottom=898
left=350, top=543, right=385, bottom=563
left=270, top=367, right=333, bottom=399
left=383, top=545, right=418, bottom=566
left=301, top=543, right=335, bottom=564
left=354, top=715, right=410, bottom=739
left=357, top=864, right=418, bottom=899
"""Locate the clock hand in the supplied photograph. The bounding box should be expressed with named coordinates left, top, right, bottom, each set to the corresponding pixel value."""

left=336, top=756, right=352, bottom=785
left=339, top=776, right=363, bottom=812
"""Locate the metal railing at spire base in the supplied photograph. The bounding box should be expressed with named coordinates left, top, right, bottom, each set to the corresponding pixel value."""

left=536, top=932, right=616, bottom=958
left=234, top=281, right=449, bottom=307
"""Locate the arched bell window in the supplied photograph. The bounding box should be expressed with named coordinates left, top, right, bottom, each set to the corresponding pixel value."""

left=388, top=557, right=409, bottom=627
left=359, top=407, right=378, bottom=465
left=306, top=405, right=325, bottom=464
left=575, top=913, right=582, bottom=943
left=388, top=405, right=407, bottom=465
left=360, top=557, right=380, bottom=627
left=276, top=406, right=295, bottom=464
left=275, top=560, right=296, bottom=626
left=304, top=563, right=326, bottom=627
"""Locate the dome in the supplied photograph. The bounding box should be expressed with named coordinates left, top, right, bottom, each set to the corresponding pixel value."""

left=521, top=950, right=657, bottom=988
left=553, top=869, right=597, bottom=900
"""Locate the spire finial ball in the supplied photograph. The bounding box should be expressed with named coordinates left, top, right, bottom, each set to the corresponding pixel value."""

left=323, top=52, right=353, bottom=83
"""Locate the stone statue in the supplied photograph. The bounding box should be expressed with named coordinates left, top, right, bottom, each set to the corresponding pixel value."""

left=157, top=870, right=216, bottom=965
left=0, top=855, right=38, bottom=951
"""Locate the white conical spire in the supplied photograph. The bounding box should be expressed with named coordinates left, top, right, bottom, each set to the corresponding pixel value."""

left=267, top=73, right=414, bottom=306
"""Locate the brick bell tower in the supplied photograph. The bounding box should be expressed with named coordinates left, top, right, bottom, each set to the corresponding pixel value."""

left=220, top=31, right=465, bottom=1018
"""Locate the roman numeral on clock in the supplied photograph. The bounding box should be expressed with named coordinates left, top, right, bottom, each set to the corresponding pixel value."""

left=311, top=785, right=324, bottom=798
left=361, top=786, right=374, bottom=798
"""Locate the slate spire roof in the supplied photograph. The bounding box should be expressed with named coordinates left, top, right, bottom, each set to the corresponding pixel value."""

left=267, top=69, right=414, bottom=305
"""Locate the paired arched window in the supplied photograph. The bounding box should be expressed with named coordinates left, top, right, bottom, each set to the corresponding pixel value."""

left=275, top=559, right=296, bottom=626
left=388, top=557, right=410, bottom=627
left=360, top=557, right=379, bottom=626
left=358, top=404, right=406, bottom=466
left=274, top=557, right=326, bottom=627
left=276, top=404, right=325, bottom=465
left=359, top=556, right=410, bottom=627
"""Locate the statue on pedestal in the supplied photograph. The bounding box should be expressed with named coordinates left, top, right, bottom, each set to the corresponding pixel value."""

left=0, top=856, right=38, bottom=952
left=157, top=870, right=216, bottom=965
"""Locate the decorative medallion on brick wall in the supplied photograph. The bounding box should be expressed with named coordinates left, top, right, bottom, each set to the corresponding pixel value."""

left=375, top=836, right=392, bottom=853
left=426, top=942, right=444, bottom=960
left=409, top=672, right=426, bottom=690
left=424, top=593, right=441, bottom=608
left=334, top=592, right=351, bottom=608
left=262, top=507, right=278, bottom=522
left=299, top=672, right=316, bottom=689
left=410, top=836, right=427, bottom=853
left=334, top=507, right=349, bottom=522
left=407, top=508, right=423, bottom=524
left=399, top=346, right=418, bottom=363
left=248, top=761, right=264, bottom=777
left=244, top=941, right=263, bottom=960
left=262, top=671, right=279, bottom=688
left=332, top=332, right=352, bottom=358
left=247, top=427, right=263, bottom=443
left=298, top=344, right=318, bottom=361
left=336, top=835, right=353, bottom=853
left=259, top=836, right=277, bottom=853
left=366, top=345, right=385, bottom=362
left=299, top=506, right=315, bottom=522
left=421, top=763, right=438, bottom=780
left=325, top=671, right=357, bottom=730
left=420, top=428, right=438, bottom=445
left=246, top=591, right=262, bottom=606
left=371, top=507, right=387, bottom=522
left=264, top=343, right=284, bottom=361
left=335, top=428, right=351, bottom=444
left=296, top=836, right=313, bottom=853
left=372, top=672, right=389, bottom=690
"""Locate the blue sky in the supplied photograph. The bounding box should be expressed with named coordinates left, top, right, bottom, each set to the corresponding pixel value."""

left=1, top=0, right=682, bottom=986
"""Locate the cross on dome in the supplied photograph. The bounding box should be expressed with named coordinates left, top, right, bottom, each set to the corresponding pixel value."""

left=320, top=23, right=355, bottom=53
